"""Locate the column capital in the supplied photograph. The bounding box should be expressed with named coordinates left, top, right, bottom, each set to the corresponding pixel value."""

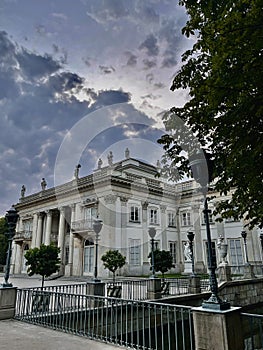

left=45, top=210, right=53, bottom=217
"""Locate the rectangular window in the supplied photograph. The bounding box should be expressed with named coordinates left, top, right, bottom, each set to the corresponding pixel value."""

left=84, top=207, right=97, bottom=221
left=149, top=209, right=158, bottom=224
left=129, top=239, right=141, bottom=266
left=168, top=212, right=176, bottom=227
left=130, top=206, right=140, bottom=222
left=205, top=241, right=217, bottom=267
left=169, top=241, right=176, bottom=264
left=181, top=212, right=191, bottom=226
left=202, top=212, right=213, bottom=224
left=229, top=239, right=244, bottom=266
left=23, top=219, right=33, bottom=238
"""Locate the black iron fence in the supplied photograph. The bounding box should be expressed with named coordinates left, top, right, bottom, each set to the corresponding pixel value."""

left=15, top=288, right=194, bottom=350
left=242, top=312, right=263, bottom=349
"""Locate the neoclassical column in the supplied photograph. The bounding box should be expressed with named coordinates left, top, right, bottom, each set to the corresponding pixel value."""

left=31, top=212, right=38, bottom=248
left=58, top=207, right=66, bottom=267
left=35, top=213, right=44, bottom=248
left=44, top=210, right=52, bottom=245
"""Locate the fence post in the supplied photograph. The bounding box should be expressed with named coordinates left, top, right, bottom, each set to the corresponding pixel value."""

left=192, top=306, right=243, bottom=350
left=0, top=287, right=17, bottom=320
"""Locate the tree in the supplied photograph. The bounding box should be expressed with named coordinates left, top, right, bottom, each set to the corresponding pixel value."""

left=24, top=244, right=61, bottom=288
left=101, top=250, right=126, bottom=283
left=158, top=0, right=263, bottom=228
left=148, top=249, right=175, bottom=279
left=0, top=217, right=8, bottom=266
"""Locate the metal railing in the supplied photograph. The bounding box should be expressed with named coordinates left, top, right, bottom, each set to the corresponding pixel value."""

left=23, top=278, right=209, bottom=301
left=242, top=312, right=263, bottom=349
left=15, top=288, right=194, bottom=350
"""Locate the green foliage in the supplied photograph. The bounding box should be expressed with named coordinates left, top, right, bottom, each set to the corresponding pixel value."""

left=25, top=243, right=61, bottom=287
left=0, top=217, right=8, bottom=265
left=101, top=250, right=126, bottom=283
left=158, top=0, right=263, bottom=228
left=148, top=249, right=175, bottom=278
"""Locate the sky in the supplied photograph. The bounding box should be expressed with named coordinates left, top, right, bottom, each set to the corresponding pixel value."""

left=0, top=0, right=194, bottom=216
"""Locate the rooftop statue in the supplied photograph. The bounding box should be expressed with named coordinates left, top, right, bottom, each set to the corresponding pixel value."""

left=41, top=178, right=47, bottom=190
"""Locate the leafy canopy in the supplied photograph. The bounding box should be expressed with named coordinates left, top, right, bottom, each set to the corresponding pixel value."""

left=25, top=243, right=60, bottom=287
left=101, top=250, right=126, bottom=282
left=148, top=249, right=175, bottom=278
left=158, top=0, right=263, bottom=228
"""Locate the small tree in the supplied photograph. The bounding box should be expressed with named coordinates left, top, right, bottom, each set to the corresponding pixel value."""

left=101, top=250, right=126, bottom=283
left=148, top=249, right=175, bottom=279
left=25, top=243, right=61, bottom=288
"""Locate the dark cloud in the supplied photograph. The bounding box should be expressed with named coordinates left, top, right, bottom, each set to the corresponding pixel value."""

left=143, top=58, right=157, bottom=70
left=99, top=65, right=115, bottom=74
left=139, top=34, right=159, bottom=57
left=17, top=50, right=61, bottom=79
left=0, top=32, right=135, bottom=213
left=125, top=52, right=137, bottom=67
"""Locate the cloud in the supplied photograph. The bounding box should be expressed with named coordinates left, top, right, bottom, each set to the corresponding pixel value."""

left=143, top=58, right=157, bottom=70
left=99, top=65, right=115, bottom=74
left=139, top=34, right=159, bottom=56
left=86, top=0, right=129, bottom=24
left=0, top=31, right=142, bottom=214
left=125, top=51, right=137, bottom=67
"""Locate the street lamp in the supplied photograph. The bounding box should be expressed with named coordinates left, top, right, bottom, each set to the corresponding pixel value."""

left=189, top=149, right=230, bottom=310
left=2, top=206, right=19, bottom=287
left=148, top=227, right=157, bottom=279
left=241, top=230, right=249, bottom=265
left=187, top=231, right=195, bottom=276
left=93, top=217, right=103, bottom=282
left=259, top=232, right=263, bottom=259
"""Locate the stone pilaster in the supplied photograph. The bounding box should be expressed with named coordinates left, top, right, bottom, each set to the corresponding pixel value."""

left=192, top=203, right=205, bottom=273
left=58, top=207, right=66, bottom=272
left=65, top=204, right=75, bottom=276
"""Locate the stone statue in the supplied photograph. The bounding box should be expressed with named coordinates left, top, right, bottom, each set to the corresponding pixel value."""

left=98, top=158, right=103, bottom=169
left=41, top=178, right=47, bottom=190
left=107, top=151, right=113, bottom=166
left=184, top=242, right=192, bottom=262
left=21, top=185, right=26, bottom=198
left=156, top=160, right=161, bottom=170
left=74, top=164, right=81, bottom=179
left=125, top=147, right=130, bottom=159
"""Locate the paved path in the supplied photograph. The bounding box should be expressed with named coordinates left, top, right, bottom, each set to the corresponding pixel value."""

left=0, top=319, right=118, bottom=350
left=0, top=275, right=119, bottom=349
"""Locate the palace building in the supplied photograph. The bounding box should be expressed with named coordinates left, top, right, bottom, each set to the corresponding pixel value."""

left=11, top=150, right=262, bottom=278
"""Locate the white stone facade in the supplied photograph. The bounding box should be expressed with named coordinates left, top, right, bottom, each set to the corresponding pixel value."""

left=11, top=156, right=262, bottom=278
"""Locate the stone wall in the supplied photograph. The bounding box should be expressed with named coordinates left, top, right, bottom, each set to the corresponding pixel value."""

left=218, top=278, right=263, bottom=307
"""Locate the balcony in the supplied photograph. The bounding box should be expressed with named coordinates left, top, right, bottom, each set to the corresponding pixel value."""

left=14, top=230, right=32, bottom=242
left=71, top=219, right=93, bottom=232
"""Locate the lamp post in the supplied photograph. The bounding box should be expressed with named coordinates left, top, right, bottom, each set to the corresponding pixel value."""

left=241, top=230, right=249, bottom=265
left=259, top=232, right=263, bottom=259
left=148, top=227, right=157, bottom=279
left=189, top=149, right=230, bottom=310
left=93, top=217, right=103, bottom=282
left=187, top=231, right=195, bottom=276
left=2, top=206, right=19, bottom=287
